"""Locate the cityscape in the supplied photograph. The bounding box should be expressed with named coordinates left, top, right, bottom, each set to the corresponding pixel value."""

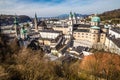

left=0, top=0, right=120, bottom=80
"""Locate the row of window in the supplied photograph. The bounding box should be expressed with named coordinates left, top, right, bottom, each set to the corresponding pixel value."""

left=74, top=34, right=95, bottom=37
left=74, top=33, right=88, bottom=35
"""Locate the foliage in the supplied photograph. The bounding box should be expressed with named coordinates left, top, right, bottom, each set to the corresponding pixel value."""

left=0, top=34, right=120, bottom=80
left=80, top=53, right=120, bottom=80
left=99, top=9, right=120, bottom=24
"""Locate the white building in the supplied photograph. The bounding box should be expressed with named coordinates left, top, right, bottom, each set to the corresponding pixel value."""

left=39, top=30, right=62, bottom=39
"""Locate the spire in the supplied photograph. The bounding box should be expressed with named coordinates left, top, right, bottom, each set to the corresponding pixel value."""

left=34, top=13, right=38, bottom=31
left=73, top=12, right=76, bottom=17
left=14, top=14, right=19, bottom=25
left=35, top=13, right=37, bottom=20
left=14, top=14, right=20, bottom=37
left=69, top=12, right=73, bottom=18
left=73, top=12, right=77, bottom=20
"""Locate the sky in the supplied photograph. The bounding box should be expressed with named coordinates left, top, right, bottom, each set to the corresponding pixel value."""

left=0, top=0, right=120, bottom=17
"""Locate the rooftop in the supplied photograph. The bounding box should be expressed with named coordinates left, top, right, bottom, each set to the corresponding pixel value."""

left=111, top=27, right=120, bottom=34
left=107, top=35, right=120, bottom=48
left=91, top=26, right=100, bottom=29
left=73, top=24, right=90, bottom=28
left=37, top=21, right=47, bottom=27
left=74, top=29, right=89, bottom=32
left=39, top=30, right=62, bottom=33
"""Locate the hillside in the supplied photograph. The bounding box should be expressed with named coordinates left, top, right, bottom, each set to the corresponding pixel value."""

left=99, top=9, right=120, bottom=24
left=0, top=15, right=31, bottom=26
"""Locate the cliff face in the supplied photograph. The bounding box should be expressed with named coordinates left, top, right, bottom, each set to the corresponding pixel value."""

left=0, top=15, right=31, bottom=26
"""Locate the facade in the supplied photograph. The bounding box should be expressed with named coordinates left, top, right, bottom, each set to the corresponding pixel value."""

left=39, top=30, right=62, bottom=39
left=73, top=15, right=107, bottom=45
left=105, top=27, right=120, bottom=54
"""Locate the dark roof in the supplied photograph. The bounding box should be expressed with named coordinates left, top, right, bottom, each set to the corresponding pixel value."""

left=28, top=32, right=40, bottom=36
left=72, top=46, right=86, bottom=53
left=37, top=21, right=47, bottom=27
left=107, top=36, right=120, bottom=48
left=99, top=25, right=104, bottom=28
left=55, top=25, right=68, bottom=28
left=73, top=24, right=90, bottom=28
left=39, top=30, right=62, bottom=33
left=111, top=27, right=120, bottom=34
left=74, top=29, right=89, bottom=32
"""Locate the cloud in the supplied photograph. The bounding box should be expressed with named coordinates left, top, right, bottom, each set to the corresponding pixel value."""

left=0, top=0, right=120, bottom=17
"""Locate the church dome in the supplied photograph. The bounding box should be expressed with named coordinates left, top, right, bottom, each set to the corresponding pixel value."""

left=104, top=25, right=111, bottom=29
left=21, top=28, right=27, bottom=34
left=91, top=26, right=100, bottom=29
left=91, top=16, right=100, bottom=22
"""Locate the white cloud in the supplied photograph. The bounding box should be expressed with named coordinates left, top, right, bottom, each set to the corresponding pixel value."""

left=0, top=0, right=120, bottom=17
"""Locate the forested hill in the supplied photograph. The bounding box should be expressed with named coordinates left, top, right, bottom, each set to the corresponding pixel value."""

left=99, top=9, right=120, bottom=23
left=0, top=15, right=31, bottom=26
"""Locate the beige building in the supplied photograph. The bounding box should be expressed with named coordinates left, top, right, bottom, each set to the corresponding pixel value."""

left=72, top=15, right=108, bottom=45
left=53, top=26, right=68, bottom=34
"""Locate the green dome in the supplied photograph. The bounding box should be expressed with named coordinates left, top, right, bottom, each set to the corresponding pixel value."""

left=21, top=28, right=27, bottom=34
left=91, top=26, right=100, bottom=29
left=104, top=25, right=111, bottom=29
left=14, top=20, right=18, bottom=24
left=104, top=25, right=109, bottom=29
left=91, top=16, right=100, bottom=22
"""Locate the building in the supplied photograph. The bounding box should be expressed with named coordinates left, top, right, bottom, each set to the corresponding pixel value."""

left=72, top=14, right=107, bottom=47
left=105, top=27, right=120, bottom=54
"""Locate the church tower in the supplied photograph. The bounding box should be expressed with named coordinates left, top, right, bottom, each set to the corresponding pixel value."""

left=90, top=14, right=101, bottom=43
left=68, top=12, right=73, bottom=35
left=34, top=13, right=38, bottom=31
left=20, top=26, right=27, bottom=39
left=14, top=15, right=20, bottom=37
left=73, top=12, right=77, bottom=24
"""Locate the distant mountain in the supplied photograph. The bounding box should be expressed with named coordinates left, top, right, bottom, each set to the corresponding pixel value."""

left=0, top=15, right=31, bottom=26
left=57, top=14, right=68, bottom=19
left=38, top=13, right=89, bottom=20
left=57, top=13, right=89, bottom=19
